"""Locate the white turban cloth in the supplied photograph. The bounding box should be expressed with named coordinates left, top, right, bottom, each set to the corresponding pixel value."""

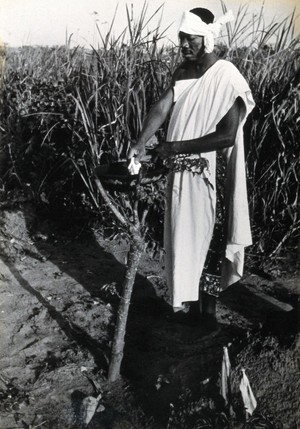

left=178, top=9, right=234, bottom=53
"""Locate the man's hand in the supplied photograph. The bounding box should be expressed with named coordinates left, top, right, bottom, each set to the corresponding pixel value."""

left=127, top=143, right=145, bottom=162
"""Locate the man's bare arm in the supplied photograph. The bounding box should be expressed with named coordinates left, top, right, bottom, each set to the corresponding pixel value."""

left=127, top=87, right=174, bottom=161
left=156, top=97, right=243, bottom=157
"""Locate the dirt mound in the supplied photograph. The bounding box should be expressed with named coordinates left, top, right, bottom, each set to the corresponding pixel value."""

left=231, top=334, right=300, bottom=428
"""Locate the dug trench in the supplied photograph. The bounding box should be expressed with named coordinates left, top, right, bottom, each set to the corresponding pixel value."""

left=0, top=204, right=299, bottom=428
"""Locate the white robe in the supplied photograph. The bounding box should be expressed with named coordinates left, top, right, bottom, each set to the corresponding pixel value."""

left=164, top=59, right=255, bottom=309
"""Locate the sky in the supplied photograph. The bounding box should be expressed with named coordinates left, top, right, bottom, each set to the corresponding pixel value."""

left=0, top=0, right=299, bottom=48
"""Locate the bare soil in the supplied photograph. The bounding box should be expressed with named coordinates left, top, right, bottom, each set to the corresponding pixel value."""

left=0, top=204, right=299, bottom=429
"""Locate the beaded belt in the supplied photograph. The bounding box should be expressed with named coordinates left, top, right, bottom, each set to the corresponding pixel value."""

left=164, top=154, right=209, bottom=175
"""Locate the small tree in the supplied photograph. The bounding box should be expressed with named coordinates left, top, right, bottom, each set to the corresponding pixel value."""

left=93, top=166, right=164, bottom=381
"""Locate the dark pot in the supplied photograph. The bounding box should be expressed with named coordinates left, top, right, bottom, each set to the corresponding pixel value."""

left=94, top=161, right=166, bottom=191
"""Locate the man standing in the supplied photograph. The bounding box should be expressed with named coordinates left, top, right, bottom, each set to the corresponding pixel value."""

left=128, top=7, right=255, bottom=323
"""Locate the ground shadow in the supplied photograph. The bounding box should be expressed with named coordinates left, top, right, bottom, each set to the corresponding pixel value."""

left=21, top=205, right=159, bottom=305
left=5, top=205, right=163, bottom=368
left=4, top=260, right=108, bottom=369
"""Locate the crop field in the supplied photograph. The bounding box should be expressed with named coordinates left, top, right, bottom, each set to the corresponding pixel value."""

left=0, top=3, right=299, bottom=259
left=0, top=3, right=299, bottom=429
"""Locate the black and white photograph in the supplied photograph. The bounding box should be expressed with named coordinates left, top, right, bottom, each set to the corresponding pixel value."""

left=0, top=0, right=299, bottom=427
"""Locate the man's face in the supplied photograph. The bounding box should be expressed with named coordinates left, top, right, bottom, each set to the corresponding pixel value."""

left=179, top=31, right=205, bottom=61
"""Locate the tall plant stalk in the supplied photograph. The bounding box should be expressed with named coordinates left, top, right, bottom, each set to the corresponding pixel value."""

left=107, top=235, right=145, bottom=381
left=94, top=175, right=146, bottom=381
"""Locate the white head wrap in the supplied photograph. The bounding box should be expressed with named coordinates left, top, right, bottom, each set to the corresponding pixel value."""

left=178, top=9, right=234, bottom=53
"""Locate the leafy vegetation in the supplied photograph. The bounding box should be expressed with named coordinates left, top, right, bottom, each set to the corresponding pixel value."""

left=0, top=1, right=299, bottom=262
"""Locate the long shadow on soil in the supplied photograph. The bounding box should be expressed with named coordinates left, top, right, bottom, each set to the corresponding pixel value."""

left=4, top=260, right=108, bottom=369
left=18, top=208, right=164, bottom=370
left=22, top=207, right=159, bottom=304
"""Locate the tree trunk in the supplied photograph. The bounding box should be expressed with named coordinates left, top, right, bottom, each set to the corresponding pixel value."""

left=107, top=235, right=145, bottom=382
